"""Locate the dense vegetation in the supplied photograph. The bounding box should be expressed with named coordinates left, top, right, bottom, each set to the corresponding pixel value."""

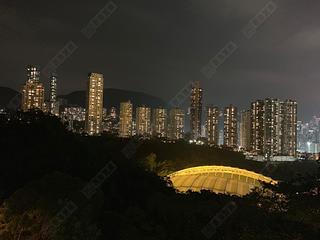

left=0, top=111, right=319, bottom=239
left=136, top=140, right=318, bottom=180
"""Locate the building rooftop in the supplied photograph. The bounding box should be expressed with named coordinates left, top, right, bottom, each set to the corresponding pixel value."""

left=168, top=166, right=277, bottom=196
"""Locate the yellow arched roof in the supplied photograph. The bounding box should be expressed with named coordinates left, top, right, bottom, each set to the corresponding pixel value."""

left=168, top=166, right=277, bottom=196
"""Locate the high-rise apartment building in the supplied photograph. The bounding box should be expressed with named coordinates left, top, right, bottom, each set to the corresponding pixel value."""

left=152, top=108, right=167, bottom=138
left=250, top=99, right=297, bottom=158
left=251, top=100, right=265, bottom=155
left=240, top=110, right=251, bottom=150
left=168, top=108, right=185, bottom=140
left=85, top=73, right=104, bottom=136
left=263, top=98, right=282, bottom=158
left=119, top=101, right=133, bottom=138
left=27, top=65, right=40, bottom=81
left=223, top=105, right=238, bottom=147
left=206, top=106, right=219, bottom=145
left=21, top=65, right=45, bottom=111
left=190, top=81, right=203, bottom=140
left=281, top=100, right=297, bottom=157
left=136, top=106, right=151, bottom=137
left=49, top=73, right=59, bottom=116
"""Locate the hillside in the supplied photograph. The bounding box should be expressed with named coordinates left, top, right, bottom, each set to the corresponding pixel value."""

left=59, top=88, right=167, bottom=109
left=0, top=87, right=19, bottom=109
left=0, top=87, right=167, bottom=109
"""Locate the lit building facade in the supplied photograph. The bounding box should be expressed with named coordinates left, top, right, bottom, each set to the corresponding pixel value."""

left=21, top=65, right=45, bottom=111
left=251, top=100, right=265, bottom=155
left=49, top=73, right=59, bottom=116
left=168, top=108, right=185, bottom=140
left=240, top=110, right=251, bottom=151
left=132, top=120, right=137, bottom=136
left=61, top=107, right=86, bottom=132
left=85, top=73, right=104, bottom=136
left=61, top=107, right=86, bottom=122
left=223, top=105, right=238, bottom=147
left=264, top=98, right=282, bottom=158
left=119, top=101, right=133, bottom=138
left=206, top=106, right=219, bottom=145
left=250, top=98, right=297, bottom=158
left=281, top=100, right=297, bottom=157
left=190, top=81, right=203, bottom=140
left=297, top=117, right=320, bottom=153
left=103, top=107, right=119, bottom=134
left=136, top=106, right=151, bottom=137
left=152, top=108, right=167, bottom=138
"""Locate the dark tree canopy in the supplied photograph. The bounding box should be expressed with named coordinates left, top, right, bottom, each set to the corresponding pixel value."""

left=0, top=112, right=319, bottom=239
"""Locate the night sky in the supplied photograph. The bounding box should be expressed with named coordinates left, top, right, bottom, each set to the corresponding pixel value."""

left=1, top=0, right=320, bottom=121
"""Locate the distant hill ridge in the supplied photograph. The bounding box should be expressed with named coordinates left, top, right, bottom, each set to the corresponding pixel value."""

left=0, top=87, right=167, bottom=109
left=0, top=87, right=19, bottom=108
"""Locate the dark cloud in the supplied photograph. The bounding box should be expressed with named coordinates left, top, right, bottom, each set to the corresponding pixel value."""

left=0, top=0, right=319, bottom=120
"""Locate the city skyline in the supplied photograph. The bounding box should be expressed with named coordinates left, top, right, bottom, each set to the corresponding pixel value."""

left=15, top=64, right=302, bottom=161
left=1, top=2, right=319, bottom=239
left=16, top=66, right=303, bottom=115
left=1, top=0, right=320, bottom=121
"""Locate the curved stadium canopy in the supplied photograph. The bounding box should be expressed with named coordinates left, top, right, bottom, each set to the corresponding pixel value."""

left=168, top=166, right=277, bottom=196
